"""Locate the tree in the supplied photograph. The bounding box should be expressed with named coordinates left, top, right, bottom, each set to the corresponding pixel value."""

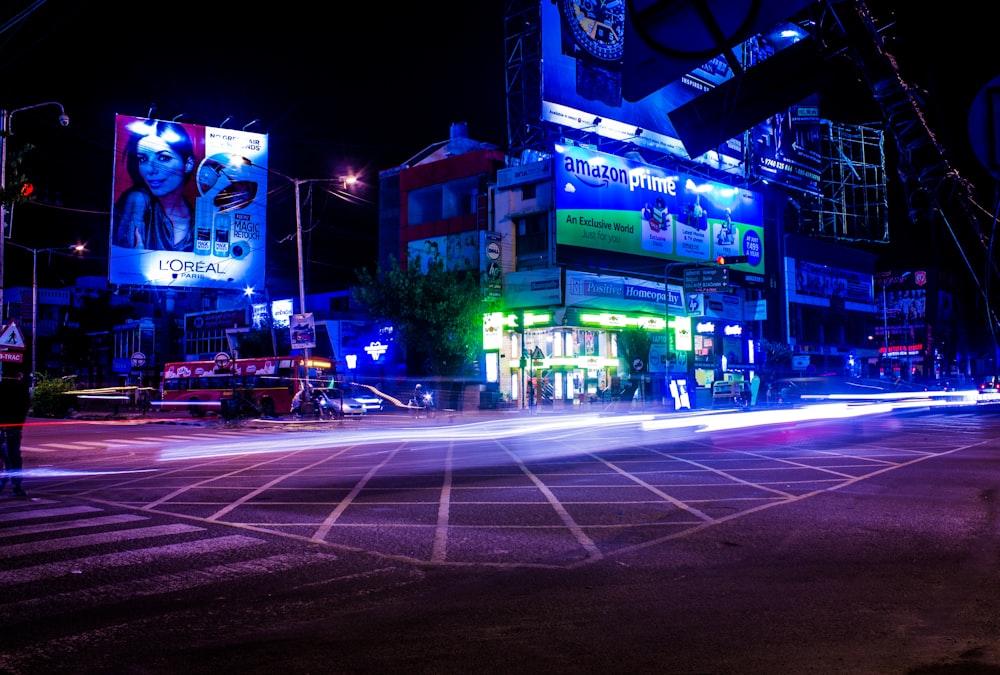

left=352, top=258, right=495, bottom=378
left=228, top=318, right=287, bottom=358
left=30, top=372, right=76, bottom=418
left=757, top=338, right=793, bottom=380
left=616, top=327, right=652, bottom=400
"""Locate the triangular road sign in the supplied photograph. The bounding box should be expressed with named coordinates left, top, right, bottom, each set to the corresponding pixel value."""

left=0, top=321, right=26, bottom=350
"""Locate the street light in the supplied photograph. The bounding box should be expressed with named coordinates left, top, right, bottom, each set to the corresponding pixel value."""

left=6, top=242, right=84, bottom=377
left=0, top=102, right=69, bottom=321
left=267, top=170, right=361, bottom=415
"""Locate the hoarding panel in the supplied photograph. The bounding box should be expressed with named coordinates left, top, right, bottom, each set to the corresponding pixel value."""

left=108, top=114, right=268, bottom=290
left=542, top=0, right=743, bottom=168
left=542, top=0, right=822, bottom=187
left=553, top=144, right=764, bottom=273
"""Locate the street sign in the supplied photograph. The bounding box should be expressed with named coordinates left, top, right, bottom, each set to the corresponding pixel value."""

left=214, top=352, right=231, bottom=369
left=0, top=350, right=23, bottom=363
left=683, top=267, right=730, bottom=293
left=131, top=351, right=147, bottom=368
left=0, top=320, right=26, bottom=350
left=290, top=313, right=316, bottom=349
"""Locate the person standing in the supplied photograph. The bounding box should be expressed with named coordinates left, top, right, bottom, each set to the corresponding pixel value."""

left=0, top=371, right=32, bottom=498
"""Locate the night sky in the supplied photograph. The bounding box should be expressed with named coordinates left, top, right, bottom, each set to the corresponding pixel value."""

left=1, top=1, right=507, bottom=293
left=1, top=2, right=997, bottom=293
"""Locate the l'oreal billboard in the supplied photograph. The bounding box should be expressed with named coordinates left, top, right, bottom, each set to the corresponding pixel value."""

left=108, top=114, right=268, bottom=290
left=554, top=144, right=764, bottom=273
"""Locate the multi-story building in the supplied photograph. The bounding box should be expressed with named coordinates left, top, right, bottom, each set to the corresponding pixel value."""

left=369, top=1, right=975, bottom=411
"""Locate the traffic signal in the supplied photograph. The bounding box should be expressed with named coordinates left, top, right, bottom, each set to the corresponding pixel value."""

left=20, top=182, right=34, bottom=197
left=717, top=255, right=749, bottom=265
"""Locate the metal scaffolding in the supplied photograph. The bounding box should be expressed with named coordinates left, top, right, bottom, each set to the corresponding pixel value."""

left=806, top=120, right=889, bottom=243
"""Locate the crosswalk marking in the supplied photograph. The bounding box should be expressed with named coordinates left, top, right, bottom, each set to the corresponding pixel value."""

left=4, top=534, right=268, bottom=585
left=0, top=523, right=205, bottom=559
left=0, top=553, right=337, bottom=625
left=0, top=514, right=149, bottom=539
left=0, top=505, right=103, bottom=523
left=0, top=499, right=375, bottom=633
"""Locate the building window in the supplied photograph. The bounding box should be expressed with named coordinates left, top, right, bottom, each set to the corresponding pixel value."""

left=516, top=212, right=548, bottom=256
left=407, top=176, right=480, bottom=226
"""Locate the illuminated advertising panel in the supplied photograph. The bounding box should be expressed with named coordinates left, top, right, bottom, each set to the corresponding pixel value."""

left=751, top=99, right=821, bottom=195
left=554, top=144, right=764, bottom=272
left=790, top=259, right=875, bottom=306
left=746, top=34, right=822, bottom=194
left=542, top=0, right=743, bottom=169
left=109, top=114, right=268, bottom=290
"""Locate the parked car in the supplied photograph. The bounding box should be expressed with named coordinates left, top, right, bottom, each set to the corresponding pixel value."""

left=320, top=387, right=365, bottom=417
left=310, top=388, right=366, bottom=418
left=345, top=384, right=384, bottom=412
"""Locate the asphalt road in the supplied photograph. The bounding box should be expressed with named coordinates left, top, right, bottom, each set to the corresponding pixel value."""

left=3, top=403, right=1000, bottom=674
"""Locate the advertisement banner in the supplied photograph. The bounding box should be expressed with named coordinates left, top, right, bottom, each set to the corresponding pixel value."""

left=745, top=34, right=822, bottom=195
left=290, top=313, right=316, bottom=350
left=751, top=98, right=822, bottom=195
left=407, top=231, right=480, bottom=274
left=541, top=0, right=742, bottom=168
left=564, top=270, right=683, bottom=315
left=503, top=269, right=562, bottom=307
left=108, top=115, right=268, bottom=290
left=554, top=144, right=764, bottom=272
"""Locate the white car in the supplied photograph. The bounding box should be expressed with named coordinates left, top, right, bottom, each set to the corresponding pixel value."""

left=345, top=385, right=384, bottom=412
left=314, top=388, right=366, bottom=418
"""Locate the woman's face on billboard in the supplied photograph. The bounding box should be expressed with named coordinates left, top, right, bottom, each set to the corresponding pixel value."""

left=136, top=135, right=186, bottom=198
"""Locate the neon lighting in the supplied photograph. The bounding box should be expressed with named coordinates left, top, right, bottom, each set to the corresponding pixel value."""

left=363, top=341, right=388, bottom=359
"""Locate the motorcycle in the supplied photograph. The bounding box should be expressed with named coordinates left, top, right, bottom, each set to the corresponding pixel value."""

left=291, top=389, right=338, bottom=419
left=409, top=390, right=435, bottom=417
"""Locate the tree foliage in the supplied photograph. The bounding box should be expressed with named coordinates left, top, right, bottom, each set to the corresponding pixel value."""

left=229, top=319, right=289, bottom=359
left=352, top=258, right=494, bottom=377
left=30, top=372, right=76, bottom=418
left=757, top=339, right=793, bottom=378
left=616, top=327, right=652, bottom=376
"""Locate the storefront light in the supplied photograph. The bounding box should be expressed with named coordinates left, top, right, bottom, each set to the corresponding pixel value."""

left=524, top=311, right=551, bottom=327
left=580, top=312, right=666, bottom=330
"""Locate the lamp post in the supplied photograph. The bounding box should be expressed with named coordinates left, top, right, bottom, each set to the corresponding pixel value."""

left=267, top=171, right=361, bottom=415
left=6, top=242, right=84, bottom=377
left=0, top=102, right=69, bottom=321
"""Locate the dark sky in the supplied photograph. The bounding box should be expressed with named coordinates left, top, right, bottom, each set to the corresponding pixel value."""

left=1, top=1, right=507, bottom=290
left=1, top=2, right=997, bottom=290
